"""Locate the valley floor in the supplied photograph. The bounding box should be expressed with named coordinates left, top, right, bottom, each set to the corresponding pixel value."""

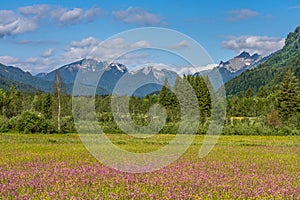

left=0, top=133, right=299, bottom=199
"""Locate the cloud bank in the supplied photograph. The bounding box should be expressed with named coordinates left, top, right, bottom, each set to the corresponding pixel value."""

left=222, top=35, right=285, bottom=56
left=0, top=5, right=101, bottom=38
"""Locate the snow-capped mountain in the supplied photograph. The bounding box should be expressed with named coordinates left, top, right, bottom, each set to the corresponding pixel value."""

left=35, top=52, right=267, bottom=96
left=36, top=59, right=106, bottom=83
left=125, top=65, right=178, bottom=96
left=106, top=63, right=127, bottom=73
left=36, top=59, right=178, bottom=96
left=196, top=51, right=267, bottom=83
left=130, top=65, right=177, bottom=81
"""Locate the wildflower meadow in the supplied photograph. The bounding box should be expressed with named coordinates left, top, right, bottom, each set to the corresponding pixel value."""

left=0, top=133, right=299, bottom=199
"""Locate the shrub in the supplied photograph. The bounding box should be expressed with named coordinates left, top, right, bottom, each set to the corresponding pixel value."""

left=9, top=111, right=47, bottom=133
left=0, top=116, right=9, bottom=132
left=159, top=122, right=179, bottom=134
left=61, top=116, right=76, bottom=133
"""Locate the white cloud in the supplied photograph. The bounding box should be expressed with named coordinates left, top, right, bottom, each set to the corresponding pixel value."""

left=62, top=37, right=151, bottom=66
left=41, top=48, right=55, bottom=57
left=131, top=40, right=150, bottom=48
left=0, top=5, right=101, bottom=38
left=51, top=7, right=101, bottom=25
left=63, top=37, right=101, bottom=61
left=0, top=56, right=20, bottom=65
left=172, top=40, right=190, bottom=49
left=0, top=56, right=53, bottom=73
left=113, top=7, right=164, bottom=26
left=0, top=10, right=37, bottom=37
left=60, top=37, right=151, bottom=70
left=0, top=36, right=152, bottom=73
left=25, top=57, right=39, bottom=63
left=58, top=8, right=83, bottom=24
left=70, top=36, right=100, bottom=48
left=222, top=35, right=285, bottom=56
left=116, top=53, right=151, bottom=67
left=83, top=7, right=102, bottom=22
left=226, top=9, right=259, bottom=22
left=177, top=64, right=217, bottom=76
left=18, top=4, right=51, bottom=20
left=90, top=38, right=152, bottom=62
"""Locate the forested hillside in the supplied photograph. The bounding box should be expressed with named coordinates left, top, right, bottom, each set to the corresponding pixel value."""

left=0, top=63, right=52, bottom=92
left=225, top=26, right=300, bottom=96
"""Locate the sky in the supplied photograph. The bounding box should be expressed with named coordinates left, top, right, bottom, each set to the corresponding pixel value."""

left=0, top=0, right=299, bottom=74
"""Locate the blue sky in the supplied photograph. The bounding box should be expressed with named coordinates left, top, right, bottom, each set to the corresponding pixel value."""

left=0, top=0, right=299, bottom=74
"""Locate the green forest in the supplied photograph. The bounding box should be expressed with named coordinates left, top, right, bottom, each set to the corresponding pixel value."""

left=0, top=68, right=299, bottom=136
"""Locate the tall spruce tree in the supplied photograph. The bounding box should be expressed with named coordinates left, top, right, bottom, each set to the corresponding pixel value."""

left=159, top=77, right=179, bottom=122
left=159, top=78, right=172, bottom=108
left=277, top=70, right=300, bottom=120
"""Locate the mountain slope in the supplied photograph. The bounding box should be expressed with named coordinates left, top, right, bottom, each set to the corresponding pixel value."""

left=0, top=74, right=38, bottom=93
left=225, top=26, right=300, bottom=96
left=0, top=63, right=52, bottom=92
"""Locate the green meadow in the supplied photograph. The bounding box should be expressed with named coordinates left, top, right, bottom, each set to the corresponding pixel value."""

left=1, top=133, right=299, bottom=199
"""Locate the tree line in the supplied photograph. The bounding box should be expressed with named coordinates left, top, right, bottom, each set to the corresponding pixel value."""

left=0, top=70, right=299, bottom=135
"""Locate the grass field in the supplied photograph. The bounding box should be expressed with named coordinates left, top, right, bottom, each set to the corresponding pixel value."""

left=0, top=133, right=299, bottom=199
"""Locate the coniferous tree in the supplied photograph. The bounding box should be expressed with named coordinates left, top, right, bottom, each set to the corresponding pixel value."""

left=159, top=77, right=178, bottom=122
left=42, top=93, right=52, bottom=119
left=159, top=78, right=172, bottom=108
left=186, top=74, right=211, bottom=122
left=245, top=87, right=253, bottom=98
left=172, top=76, right=182, bottom=109
left=277, top=70, right=300, bottom=120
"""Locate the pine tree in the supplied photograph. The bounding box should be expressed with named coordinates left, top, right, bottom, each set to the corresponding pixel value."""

left=187, top=74, right=211, bottom=122
left=277, top=70, right=300, bottom=120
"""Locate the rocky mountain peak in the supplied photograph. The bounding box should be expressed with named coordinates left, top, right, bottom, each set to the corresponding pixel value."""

left=237, top=51, right=251, bottom=59
left=218, top=51, right=262, bottom=73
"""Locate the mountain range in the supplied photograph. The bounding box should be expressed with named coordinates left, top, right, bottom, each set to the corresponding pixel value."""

left=36, top=59, right=178, bottom=96
left=0, top=26, right=299, bottom=97
left=0, top=51, right=268, bottom=95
